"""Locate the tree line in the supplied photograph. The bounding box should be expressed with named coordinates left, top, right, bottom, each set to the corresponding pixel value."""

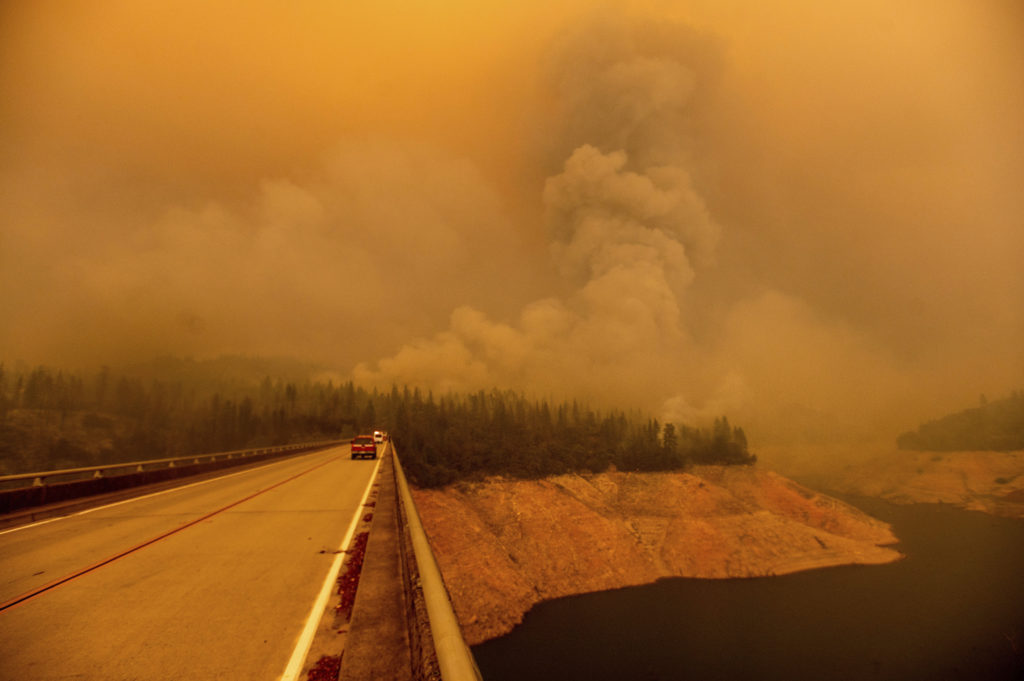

left=896, top=390, right=1024, bottom=452
left=0, top=361, right=755, bottom=483
left=387, top=387, right=753, bottom=487
left=0, top=362, right=379, bottom=474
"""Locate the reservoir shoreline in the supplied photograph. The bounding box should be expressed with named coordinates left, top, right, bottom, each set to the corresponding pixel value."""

left=414, top=464, right=902, bottom=645
left=472, top=498, right=1024, bottom=680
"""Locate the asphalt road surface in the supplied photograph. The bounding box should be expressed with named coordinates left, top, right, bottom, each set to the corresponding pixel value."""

left=0, top=445, right=379, bottom=680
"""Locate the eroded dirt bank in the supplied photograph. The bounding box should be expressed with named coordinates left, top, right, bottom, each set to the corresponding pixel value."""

left=757, top=445, right=1024, bottom=519
left=834, top=450, right=1024, bottom=518
left=411, top=466, right=900, bottom=645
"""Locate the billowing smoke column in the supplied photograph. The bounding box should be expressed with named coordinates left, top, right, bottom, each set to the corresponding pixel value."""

left=8, top=4, right=1012, bottom=440
left=355, top=16, right=724, bottom=415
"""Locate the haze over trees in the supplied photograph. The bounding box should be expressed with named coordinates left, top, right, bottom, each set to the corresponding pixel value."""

left=390, top=387, right=753, bottom=487
left=0, top=358, right=754, bottom=483
left=896, top=391, right=1024, bottom=452
left=0, top=359, right=370, bottom=475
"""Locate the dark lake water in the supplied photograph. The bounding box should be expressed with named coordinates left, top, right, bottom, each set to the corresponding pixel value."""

left=472, top=498, right=1024, bottom=681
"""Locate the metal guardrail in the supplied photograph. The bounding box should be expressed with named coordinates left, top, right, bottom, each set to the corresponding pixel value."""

left=0, top=439, right=349, bottom=489
left=393, top=446, right=483, bottom=681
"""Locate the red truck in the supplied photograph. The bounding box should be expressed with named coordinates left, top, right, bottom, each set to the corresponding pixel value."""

left=350, top=434, right=377, bottom=460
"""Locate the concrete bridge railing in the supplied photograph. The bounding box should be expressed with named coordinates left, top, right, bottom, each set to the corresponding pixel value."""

left=393, top=448, right=482, bottom=681
left=339, top=443, right=482, bottom=681
left=0, top=439, right=349, bottom=516
left=2, top=437, right=484, bottom=679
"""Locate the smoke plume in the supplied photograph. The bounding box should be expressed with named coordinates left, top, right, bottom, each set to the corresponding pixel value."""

left=355, top=8, right=1023, bottom=439
left=2, top=1, right=1022, bottom=443
left=356, top=17, right=721, bottom=411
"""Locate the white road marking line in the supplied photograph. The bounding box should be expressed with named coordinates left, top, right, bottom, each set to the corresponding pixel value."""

left=278, top=456, right=383, bottom=681
left=0, top=447, right=346, bottom=537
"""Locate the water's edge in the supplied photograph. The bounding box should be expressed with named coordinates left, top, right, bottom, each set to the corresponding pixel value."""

left=473, top=499, right=1024, bottom=681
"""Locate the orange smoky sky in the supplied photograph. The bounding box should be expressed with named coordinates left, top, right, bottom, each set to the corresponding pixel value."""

left=1, top=0, right=1022, bottom=442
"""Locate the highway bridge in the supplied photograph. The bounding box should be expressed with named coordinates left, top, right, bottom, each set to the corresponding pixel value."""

left=0, top=441, right=480, bottom=681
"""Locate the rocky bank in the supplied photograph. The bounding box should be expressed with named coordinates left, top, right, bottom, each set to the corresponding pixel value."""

left=411, top=466, right=900, bottom=645
left=831, top=450, right=1024, bottom=518
left=755, top=444, right=1024, bottom=519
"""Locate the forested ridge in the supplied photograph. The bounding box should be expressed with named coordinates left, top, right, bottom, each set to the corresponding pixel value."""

left=896, top=391, right=1024, bottom=452
left=391, top=387, right=753, bottom=487
left=0, top=360, right=377, bottom=475
left=0, top=359, right=754, bottom=484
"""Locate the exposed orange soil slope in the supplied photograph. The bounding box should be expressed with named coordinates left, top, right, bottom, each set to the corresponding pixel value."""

left=830, top=450, right=1024, bottom=518
left=412, top=466, right=900, bottom=644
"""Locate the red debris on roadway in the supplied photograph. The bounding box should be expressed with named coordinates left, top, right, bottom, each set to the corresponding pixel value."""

left=305, top=654, right=342, bottom=681
left=336, top=531, right=369, bottom=620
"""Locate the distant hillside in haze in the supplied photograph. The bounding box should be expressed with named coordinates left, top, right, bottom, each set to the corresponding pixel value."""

left=0, top=357, right=367, bottom=475
left=122, top=355, right=337, bottom=390
left=897, top=391, right=1024, bottom=452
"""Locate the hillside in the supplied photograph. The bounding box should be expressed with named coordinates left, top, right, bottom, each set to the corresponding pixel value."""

left=755, top=443, right=1024, bottom=519
left=897, top=391, right=1024, bottom=451
left=412, top=466, right=900, bottom=644
left=832, top=449, right=1024, bottom=518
